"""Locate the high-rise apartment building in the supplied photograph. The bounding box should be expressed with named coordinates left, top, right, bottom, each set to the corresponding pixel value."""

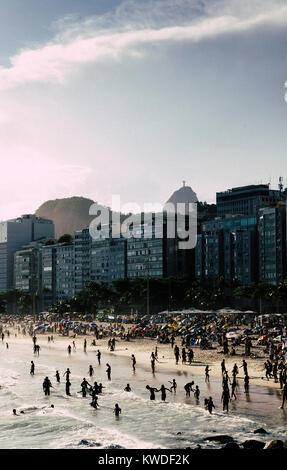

left=0, top=215, right=54, bottom=292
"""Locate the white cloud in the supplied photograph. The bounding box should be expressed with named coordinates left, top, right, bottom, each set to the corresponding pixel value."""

left=0, top=0, right=287, bottom=89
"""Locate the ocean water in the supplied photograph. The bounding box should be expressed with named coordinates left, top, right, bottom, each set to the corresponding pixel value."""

left=0, top=338, right=286, bottom=449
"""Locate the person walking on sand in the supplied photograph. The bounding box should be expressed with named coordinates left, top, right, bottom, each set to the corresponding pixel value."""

left=205, top=365, right=210, bottom=382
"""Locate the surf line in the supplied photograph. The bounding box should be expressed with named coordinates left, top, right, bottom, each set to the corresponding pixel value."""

left=98, top=455, right=133, bottom=468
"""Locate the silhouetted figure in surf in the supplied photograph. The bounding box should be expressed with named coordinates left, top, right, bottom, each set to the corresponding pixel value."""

left=231, top=378, right=237, bottom=399
left=114, top=403, right=121, bottom=417
left=106, top=363, right=111, bottom=380
left=174, top=345, right=180, bottom=364
left=90, top=397, right=99, bottom=409
left=159, top=385, right=171, bottom=401
left=244, top=375, right=249, bottom=393
left=81, top=378, right=91, bottom=397
left=67, top=345, right=71, bottom=355
left=124, top=384, right=131, bottom=392
left=146, top=385, right=159, bottom=400
left=207, top=397, right=215, bottom=414
left=194, top=385, right=200, bottom=400
left=43, top=377, right=52, bottom=396
left=169, top=379, right=177, bottom=393
left=55, top=371, right=60, bottom=383
left=63, top=368, right=71, bottom=379
left=184, top=382, right=194, bottom=397
left=221, top=388, right=230, bottom=412
left=88, top=365, right=94, bottom=377
left=30, top=361, right=35, bottom=375
left=97, top=350, right=101, bottom=365
left=65, top=379, right=71, bottom=396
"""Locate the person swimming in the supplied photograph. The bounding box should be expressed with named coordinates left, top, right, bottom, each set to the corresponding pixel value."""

left=124, top=384, right=131, bottom=392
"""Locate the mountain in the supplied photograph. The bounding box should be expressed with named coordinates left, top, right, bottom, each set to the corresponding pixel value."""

left=35, top=197, right=96, bottom=238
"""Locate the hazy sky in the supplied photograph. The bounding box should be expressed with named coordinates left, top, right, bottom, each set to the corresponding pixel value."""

left=1, top=0, right=287, bottom=220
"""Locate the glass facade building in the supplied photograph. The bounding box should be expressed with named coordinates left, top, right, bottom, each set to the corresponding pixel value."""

left=216, top=185, right=283, bottom=217
left=258, top=205, right=286, bottom=284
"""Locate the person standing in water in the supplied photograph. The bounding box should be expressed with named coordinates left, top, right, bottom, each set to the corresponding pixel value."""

left=205, top=365, right=210, bottom=382
left=88, top=365, right=94, bottom=377
left=184, top=382, right=194, bottom=397
left=67, top=345, right=71, bottom=355
left=159, top=384, right=171, bottom=402
left=106, top=363, right=111, bottom=380
left=124, top=384, right=131, bottom=392
left=65, top=379, right=71, bottom=396
left=221, top=387, right=230, bottom=413
left=114, top=403, right=121, bottom=417
left=81, top=378, right=91, bottom=397
left=63, top=368, right=71, bottom=380
left=194, top=385, right=200, bottom=400
left=43, top=377, right=53, bottom=396
left=97, top=350, right=101, bottom=365
left=84, top=339, right=87, bottom=352
left=146, top=385, right=159, bottom=400
left=30, top=361, right=35, bottom=375
left=55, top=371, right=60, bottom=383
left=174, top=345, right=180, bottom=364
left=207, top=397, right=215, bottom=414
left=169, top=379, right=177, bottom=393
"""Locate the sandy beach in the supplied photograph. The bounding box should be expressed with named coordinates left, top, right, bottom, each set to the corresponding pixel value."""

left=7, top=324, right=280, bottom=390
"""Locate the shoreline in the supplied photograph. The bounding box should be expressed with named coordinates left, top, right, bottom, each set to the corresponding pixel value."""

left=6, top=328, right=281, bottom=391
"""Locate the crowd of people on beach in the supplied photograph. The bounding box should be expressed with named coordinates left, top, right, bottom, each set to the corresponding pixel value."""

left=2, top=312, right=287, bottom=420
